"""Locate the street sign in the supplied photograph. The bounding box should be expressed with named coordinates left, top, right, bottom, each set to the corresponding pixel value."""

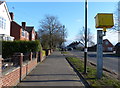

left=95, top=13, right=114, bottom=28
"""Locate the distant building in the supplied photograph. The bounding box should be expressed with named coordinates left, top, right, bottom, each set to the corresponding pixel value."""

left=67, top=41, right=84, bottom=50
left=103, top=39, right=114, bottom=52
left=88, top=45, right=97, bottom=52
left=75, top=42, right=84, bottom=50
left=0, top=1, right=14, bottom=41
left=114, top=42, right=120, bottom=55
left=88, top=39, right=114, bottom=52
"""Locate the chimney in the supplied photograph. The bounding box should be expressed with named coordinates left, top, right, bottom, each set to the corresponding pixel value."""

left=22, top=22, right=26, bottom=30
left=10, top=12, right=14, bottom=21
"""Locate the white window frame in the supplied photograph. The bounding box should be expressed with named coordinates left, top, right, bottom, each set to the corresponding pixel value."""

left=0, top=17, right=6, bottom=30
left=32, top=33, right=35, bottom=39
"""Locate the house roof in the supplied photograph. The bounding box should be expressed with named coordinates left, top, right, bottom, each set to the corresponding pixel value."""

left=103, top=39, right=113, bottom=46
left=26, top=26, right=34, bottom=32
left=0, top=1, right=4, bottom=5
left=12, top=21, right=21, bottom=28
left=0, top=1, right=11, bottom=21
left=115, top=42, right=120, bottom=47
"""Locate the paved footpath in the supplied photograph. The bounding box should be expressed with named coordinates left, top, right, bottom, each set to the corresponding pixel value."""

left=17, top=51, right=84, bottom=87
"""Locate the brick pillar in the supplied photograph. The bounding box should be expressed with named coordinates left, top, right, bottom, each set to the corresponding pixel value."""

left=36, top=52, right=38, bottom=59
left=13, top=53, right=23, bottom=66
left=13, top=53, right=23, bottom=82
left=38, top=51, right=42, bottom=62
left=29, top=52, right=33, bottom=61
left=19, top=53, right=23, bottom=67
left=0, top=58, right=3, bottom=88
left=18, top=53, right=23, bottom=82
left=48, top=49, right=51, bottom=55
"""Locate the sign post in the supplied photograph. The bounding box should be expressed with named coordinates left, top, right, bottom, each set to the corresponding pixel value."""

left=97, top=30, right=103, bottom=79
left=95, top=13, right=114, bottom=79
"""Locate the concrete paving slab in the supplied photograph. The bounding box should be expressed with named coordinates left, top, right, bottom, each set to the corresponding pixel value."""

left=17, top=51, right=84, bottom=87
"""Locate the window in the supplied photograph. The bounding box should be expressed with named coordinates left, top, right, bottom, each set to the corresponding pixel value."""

left=25, top=31, right=29, bottom=39
left=108, top=47, right=113, bottom=51
left=22, top=29, right=25, bottom=37
left=32, top=33, right=35, bottom=39
left=0, top=17, right=6, bottom=30
left=105, top=41, right=109, bottom=45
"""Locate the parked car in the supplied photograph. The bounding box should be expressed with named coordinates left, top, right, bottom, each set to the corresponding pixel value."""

left=67, top=47, right=73, bottom=51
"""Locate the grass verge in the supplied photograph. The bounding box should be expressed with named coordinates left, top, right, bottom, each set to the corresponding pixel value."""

left=66, top=57, right=120, bottom=88
left=61, top=51, right=69, bottom=54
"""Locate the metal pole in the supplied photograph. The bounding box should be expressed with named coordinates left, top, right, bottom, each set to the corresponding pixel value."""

left=97, top=30, right=103, bottom=79
left=84, top=0, right=88, bottom=74
left=63, top=25, right=65, bottom=47
left=0, top=40, right=2, bottom=58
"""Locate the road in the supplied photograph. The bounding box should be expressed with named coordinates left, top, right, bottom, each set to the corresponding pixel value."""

left=69, top=50, right=120, bottom=74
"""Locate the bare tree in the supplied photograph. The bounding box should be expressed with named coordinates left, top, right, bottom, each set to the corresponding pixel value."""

left=38, top=15, right=67, bottom=49
left=78, top=27, right=95, bottom=47
left=110, top=1, right=120, bottom=42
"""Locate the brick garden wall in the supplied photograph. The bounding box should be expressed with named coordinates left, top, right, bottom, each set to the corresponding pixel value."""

left=0, top=49, right=52, bottom=88
left=2, top=57, right=38, bottom=87
left=2, top=67, right=20, bottom=86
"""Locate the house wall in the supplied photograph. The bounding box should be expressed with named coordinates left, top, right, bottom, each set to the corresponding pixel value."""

left=0, top=2, right=11, bottom=36
left=10, top=21, right=21, bottom=40
left=11, top=21, right=29, bottom=41
left=29, top=30, right=36, bottom=41
left=103, top=40, right=114, bottom=52
left=20, top=29, right=29, bottom=41
left=35, top=32, right=38, bottom=40
left=31, top=30, right=36, bottom=41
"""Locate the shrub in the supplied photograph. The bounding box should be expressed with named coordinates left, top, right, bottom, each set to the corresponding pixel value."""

left=42, top=50, right=46, bottom=57
left=2, top=40, right=42, bottom=58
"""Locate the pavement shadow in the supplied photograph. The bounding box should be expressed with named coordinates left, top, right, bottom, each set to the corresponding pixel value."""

left=21, top=80, right=82, bottom=83
left=84, top=77, right=96, bottom=80
left=28, top=74, right=77, bottom=76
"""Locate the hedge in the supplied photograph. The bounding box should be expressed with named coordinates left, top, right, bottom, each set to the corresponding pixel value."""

left=2, top=40, right=42, bottom=58
left=42, top=50, right=46, bottom=57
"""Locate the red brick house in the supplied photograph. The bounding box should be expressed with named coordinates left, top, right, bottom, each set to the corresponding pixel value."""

left=10, top=13, right=29, bottom=41
left=103, top=39, right=114, bottom=52
left=114, top=42, right=120, bottom=55
left=26, top=26, right=37, bottom=41
left=88, top=39, right=114, bottom=52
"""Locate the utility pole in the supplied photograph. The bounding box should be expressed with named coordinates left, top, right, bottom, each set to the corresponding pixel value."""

left=84, top=0, right=88, bottom=74
left=63, top=25, right=65, bottom=47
